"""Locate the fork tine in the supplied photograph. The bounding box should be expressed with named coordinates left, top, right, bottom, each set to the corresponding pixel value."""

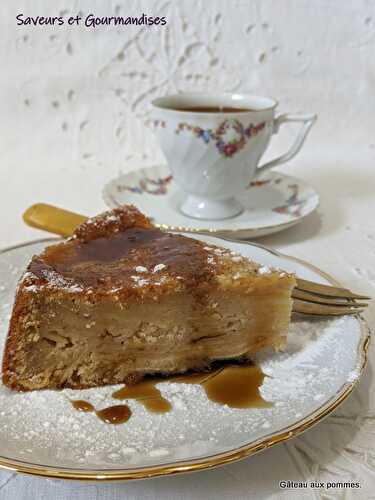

left=296, top=278, right=371, bottom=300
left=292, top=299, right=364, bottom=316
left=292, top=289, right=368, bottom=308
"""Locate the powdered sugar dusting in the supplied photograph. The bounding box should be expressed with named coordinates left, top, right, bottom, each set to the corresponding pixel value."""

left=85, top=212, right=120, bottom=226
left=202, top=244, right=287, bottom=276
left=21, top=269, right=85, bottom=294
left=131, top=276, right=149, bottom=287
left=254, top=316, right=362, bottom=409
left=153, top=263, right=167, bottom=273
left=135, top=266, right=148, bottom=273
left=258, top=266, right=272, bottom=275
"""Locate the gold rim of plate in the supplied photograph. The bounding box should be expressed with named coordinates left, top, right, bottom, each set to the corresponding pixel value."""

left=0, top=237, right=370, bottom=482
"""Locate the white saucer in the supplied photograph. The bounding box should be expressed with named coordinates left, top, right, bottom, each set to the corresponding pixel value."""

left=103, top=164, right=319, bottom=238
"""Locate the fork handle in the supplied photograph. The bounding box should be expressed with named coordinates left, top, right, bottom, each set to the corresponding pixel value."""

left=23, top=203, right=87, bottom=237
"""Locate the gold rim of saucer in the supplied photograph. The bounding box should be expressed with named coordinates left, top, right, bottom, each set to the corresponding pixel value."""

left=0, top=237, right=369, bottom=482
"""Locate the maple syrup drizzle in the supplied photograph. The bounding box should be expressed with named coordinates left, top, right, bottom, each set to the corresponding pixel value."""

left=112, top=381, right=172, bottom=413
left=96, top=405, right=132, bottom=425
left=200, top=365, right=271, bottom=409
left=70, top=364, right=270, bottom=425
left=70, top=400, right=131, bottom=424
left=71, top=400, right=95, bottom=412
left=113, top=364, right=271, bottom=410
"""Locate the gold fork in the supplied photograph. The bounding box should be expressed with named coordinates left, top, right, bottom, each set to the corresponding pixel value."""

left=23, top=203, right=370, bottom=317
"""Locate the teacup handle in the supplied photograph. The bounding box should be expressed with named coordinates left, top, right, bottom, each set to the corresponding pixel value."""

left=256, top=113, right=317, bottom=176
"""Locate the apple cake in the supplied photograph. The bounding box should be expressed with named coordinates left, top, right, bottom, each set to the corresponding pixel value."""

left=2, top=205, right=295, bottom=391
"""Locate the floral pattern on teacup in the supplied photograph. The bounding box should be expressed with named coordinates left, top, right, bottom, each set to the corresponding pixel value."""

left=175, top=119, right=265, bottom=158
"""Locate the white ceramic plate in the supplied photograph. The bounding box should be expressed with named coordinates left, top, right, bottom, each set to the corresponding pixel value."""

left=103, top=164, right=319, bottom=238
left=0, top=237, right=368, bottom=481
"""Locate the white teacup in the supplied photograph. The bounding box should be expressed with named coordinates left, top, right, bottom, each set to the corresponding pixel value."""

left=152, top=93, right=316, bottom=220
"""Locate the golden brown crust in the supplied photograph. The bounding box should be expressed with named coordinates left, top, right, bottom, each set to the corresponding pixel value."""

left=73, top=205, right=153, bottom=242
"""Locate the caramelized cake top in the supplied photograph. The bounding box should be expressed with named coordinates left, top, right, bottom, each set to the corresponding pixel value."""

left=21, top=206, right=217, bottom=300
left=19, top=205, right=294, bottom=302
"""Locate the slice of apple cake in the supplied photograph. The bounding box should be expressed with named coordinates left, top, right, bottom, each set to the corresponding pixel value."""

left=2, top=205, right=295, bottom=391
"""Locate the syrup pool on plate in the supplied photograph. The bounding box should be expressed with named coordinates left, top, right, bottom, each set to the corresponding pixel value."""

left=71, top=363, right=270, bottom=425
